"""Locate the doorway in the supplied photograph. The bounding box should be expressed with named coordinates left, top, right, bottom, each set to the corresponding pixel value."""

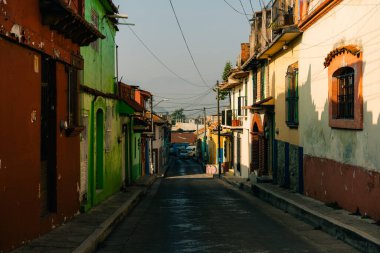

left=96, top=109, right=104, bottom=190
left=40, top=56, right=57, bottom=215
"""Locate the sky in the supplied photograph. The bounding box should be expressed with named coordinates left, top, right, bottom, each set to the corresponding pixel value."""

left=113, top=0, right=266, bottom=118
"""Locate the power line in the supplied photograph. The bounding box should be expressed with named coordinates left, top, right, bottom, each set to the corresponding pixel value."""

left=127, top=26, right=206, bottom=88
left=168, top=0, right=210, bottom=88
left=154, top=89, right=213, bottom=100
left=249, top=0, right=255, bottom=13
left=238, top=0, right=251, bottom=25
left=223, top=0, right=250, bottom=16
left=156, top=106, right=218, bottom=114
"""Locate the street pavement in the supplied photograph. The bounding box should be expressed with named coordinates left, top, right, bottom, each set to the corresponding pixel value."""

left=96, top=158, right=360, bottom=253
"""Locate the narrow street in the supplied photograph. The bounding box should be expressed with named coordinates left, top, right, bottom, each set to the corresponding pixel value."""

left=96, top=158, right=359, bottom=253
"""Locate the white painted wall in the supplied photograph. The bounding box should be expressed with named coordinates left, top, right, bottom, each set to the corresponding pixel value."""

left=299, top=0, right=380, bottom=171
left=231, top=81, right=251, bottom=178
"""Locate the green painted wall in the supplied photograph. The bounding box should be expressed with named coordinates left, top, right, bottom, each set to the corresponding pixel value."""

left=80, top=0, right=122, bottom=211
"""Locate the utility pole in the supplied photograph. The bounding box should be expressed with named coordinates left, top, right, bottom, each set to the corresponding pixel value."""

left=196, top=117, right=199, bottom=161
left=203, top=107, right=207, bottom=167
left=150, top=95, right=154, bottom=174
left=217, top=80, right=221, bottom=178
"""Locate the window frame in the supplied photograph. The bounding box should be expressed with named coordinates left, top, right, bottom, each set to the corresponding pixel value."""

left=285, top=63, right=299, bottom=128
left=333, top=67, right=354, bottom=119
left=327, top=48, right=363, bottom=130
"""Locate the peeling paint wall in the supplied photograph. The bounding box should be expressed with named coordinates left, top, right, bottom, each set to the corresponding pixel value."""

left=0, top=26, right=80, bottom=253
left=299, top=0, right=380, bottom=220
left=79, top=0, right=121, bottom=211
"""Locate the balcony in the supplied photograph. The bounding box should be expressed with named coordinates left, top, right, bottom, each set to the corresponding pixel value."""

left=271, top=0, right=297, bottom=36
left=221, top=109, right=243, bottom=129
left=40, top=0, right=105, bottom=46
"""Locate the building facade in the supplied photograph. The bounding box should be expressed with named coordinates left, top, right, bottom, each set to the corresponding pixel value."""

left=0, top=0, right=103, bottom=250
left=298, top=0, right=380, bottom=220
left=80, top=0, right=122, bottom=211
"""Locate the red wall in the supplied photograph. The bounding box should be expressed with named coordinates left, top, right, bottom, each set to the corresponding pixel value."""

left=304, top=155, right=380, bottom=220
left=0, top=1, right=81, bottom=250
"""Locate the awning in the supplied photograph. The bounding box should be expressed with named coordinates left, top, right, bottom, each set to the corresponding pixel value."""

left=246, top=97, right=275, bottom=110
left=230, top=71, right=249, bottom=79
left=257, top=26, right=301, bottom=60
left=220, top=81, right=243, bottom=90
left=40, top=0, right=105, bottom=46
left=133, top=116, right=150, bottom=132
left=145, top=111, right=167, bottom=125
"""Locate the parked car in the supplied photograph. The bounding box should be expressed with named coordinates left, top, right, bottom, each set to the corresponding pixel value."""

left=179, top=149, right=189, bottom=159
left=186, top=146, right=196, bottom=157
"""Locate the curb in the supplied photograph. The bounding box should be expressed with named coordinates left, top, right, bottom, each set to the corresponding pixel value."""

left=252, top=183, right=380, bottom=253
left=220, top=176, right=380, bottom=253
left=72, top=189, right=144, bottom=253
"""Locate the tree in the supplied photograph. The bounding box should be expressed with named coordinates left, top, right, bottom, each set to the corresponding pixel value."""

left=171, top=108, right=186, bottom=124
left=214, top=61, right=232, bottom=101
left=222, top=61, right=233, bottom=82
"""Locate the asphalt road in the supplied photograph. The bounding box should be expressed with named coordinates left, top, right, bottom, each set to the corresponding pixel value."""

left=96, top=157, right=360, bottom=253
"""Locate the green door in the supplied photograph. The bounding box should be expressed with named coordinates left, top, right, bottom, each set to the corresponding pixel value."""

left=96, top=109, right=104, bottom=191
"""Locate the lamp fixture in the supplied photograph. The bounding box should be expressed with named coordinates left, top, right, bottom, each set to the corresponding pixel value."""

left=107, top=13, right=128, bottom=19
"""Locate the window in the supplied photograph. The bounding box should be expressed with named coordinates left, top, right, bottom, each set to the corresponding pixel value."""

left=326, top=46, right=363, bottom=130
left=260, top=64, right=265, bottom=100
left=334, top=67, right=354, bottom=119
left=90, top=9, right=99, bottom=51
left=285, top=63, right=298, bottom=128
left=237, top=96, right=247, bottom=116
left=253, top=70, right=257, bottom=101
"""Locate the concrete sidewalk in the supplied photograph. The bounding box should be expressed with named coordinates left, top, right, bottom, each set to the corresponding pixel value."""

left=219, top=174, right=380, bottom=253
left=12, top=175, right=157, bottom=253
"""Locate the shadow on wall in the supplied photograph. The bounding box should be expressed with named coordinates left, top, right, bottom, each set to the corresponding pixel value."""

left=299, top=62, right=380, bottom=221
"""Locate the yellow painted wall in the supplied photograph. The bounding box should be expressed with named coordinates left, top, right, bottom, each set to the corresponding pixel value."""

left=270, top=36, right=301, bottom=146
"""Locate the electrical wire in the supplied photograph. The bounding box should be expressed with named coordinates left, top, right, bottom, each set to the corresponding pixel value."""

left=127, top=26, right=207, bottom=88
left=238, top=0, right=251, bottom=25
left=223, top=0, right=250, bottom=16
left=168, top=0, right=210, bottom=88
left=249, top=0, right=255, bottom=14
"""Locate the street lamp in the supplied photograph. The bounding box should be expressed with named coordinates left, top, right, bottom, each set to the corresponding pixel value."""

left=153, top=98, right=169, bottom=109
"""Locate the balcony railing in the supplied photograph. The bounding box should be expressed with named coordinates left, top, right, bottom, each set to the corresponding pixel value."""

left=222, top=109, right=242, bottom=128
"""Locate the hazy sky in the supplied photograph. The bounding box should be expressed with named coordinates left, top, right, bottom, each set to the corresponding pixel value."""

left=113, top=0, right=265, bottom=117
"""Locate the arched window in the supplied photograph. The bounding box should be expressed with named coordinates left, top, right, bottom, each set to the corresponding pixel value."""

left=333, top=67, right=354, bottom=119
left=326, top=46, right=363, bottom=130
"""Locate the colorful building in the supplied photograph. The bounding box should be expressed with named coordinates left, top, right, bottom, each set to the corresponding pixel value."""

left=298, top=0, right=380, bottom=220
left=0, top=0, right=103, bottom=250
left=80, top=0, right=121, bottom=211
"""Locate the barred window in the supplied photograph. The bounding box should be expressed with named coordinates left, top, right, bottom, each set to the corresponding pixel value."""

left=333, top=67, right=354, bottom=119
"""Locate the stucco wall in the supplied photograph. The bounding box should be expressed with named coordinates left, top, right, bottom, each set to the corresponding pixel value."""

left=299, top=1, right=380, bottom=220
left=299, top=1, right=380, bottom=172
left=0, top=39, right=80, bottom=251
left=230, top=82, right=251, bottom=178
left=80, top=0, right=121, bottom=210
left=270, top=37, right=301, bottom=146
